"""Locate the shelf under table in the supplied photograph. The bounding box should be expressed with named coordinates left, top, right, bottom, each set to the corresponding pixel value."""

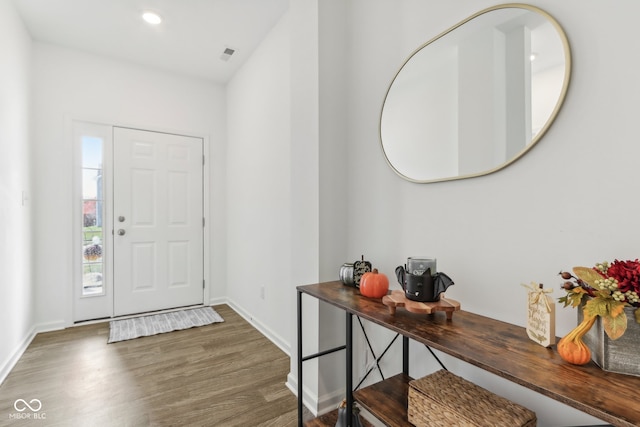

left=354, top=373, right=412, bottom=427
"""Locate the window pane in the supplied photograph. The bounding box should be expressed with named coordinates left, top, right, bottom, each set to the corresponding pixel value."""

left=82, top=260, right=103, bottom=295
left=82, top=136, right=103, bottom=169
left=82, top=135, right=104, bottom=296
left=82, top=169, right=102, bottom=200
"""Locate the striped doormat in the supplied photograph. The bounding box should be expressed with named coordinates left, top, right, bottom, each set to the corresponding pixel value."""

left=108, top=306, right=224, bottom=343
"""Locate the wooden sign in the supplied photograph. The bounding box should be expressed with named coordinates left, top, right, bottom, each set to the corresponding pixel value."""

left=523, top=282, right=555, bottom=347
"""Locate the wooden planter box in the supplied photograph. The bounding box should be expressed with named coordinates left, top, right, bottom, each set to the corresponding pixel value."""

left=579, top=306, right=640, bottom=377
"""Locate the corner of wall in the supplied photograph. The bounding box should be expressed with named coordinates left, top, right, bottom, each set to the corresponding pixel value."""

left=224, top=298, right=291, bottom=356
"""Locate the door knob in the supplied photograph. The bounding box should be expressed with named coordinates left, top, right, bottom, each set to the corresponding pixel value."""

left=117, top=229, right=126, bottom=236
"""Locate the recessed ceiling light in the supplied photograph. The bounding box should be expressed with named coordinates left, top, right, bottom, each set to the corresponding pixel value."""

left=142, top=12, right=162, bottom=25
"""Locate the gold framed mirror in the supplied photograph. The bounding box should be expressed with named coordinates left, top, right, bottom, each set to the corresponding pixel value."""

left=380, top=4, right=571, bottom=183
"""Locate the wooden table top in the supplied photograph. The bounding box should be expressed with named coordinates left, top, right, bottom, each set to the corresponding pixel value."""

left=298, top=281, right=640, bottom=427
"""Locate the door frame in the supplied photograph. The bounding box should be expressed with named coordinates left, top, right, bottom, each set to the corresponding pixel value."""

left=69, top=117, right=212, bottom=324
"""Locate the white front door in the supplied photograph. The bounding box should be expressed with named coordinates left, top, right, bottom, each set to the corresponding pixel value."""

left=113, top=127, right=204, bottom=316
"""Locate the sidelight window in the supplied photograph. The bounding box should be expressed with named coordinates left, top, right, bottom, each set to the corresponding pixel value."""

left=81, top=136, right=104, bottom=296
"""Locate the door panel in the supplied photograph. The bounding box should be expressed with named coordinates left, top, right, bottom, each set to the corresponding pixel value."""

left=113, top=127, right=203, bottom=316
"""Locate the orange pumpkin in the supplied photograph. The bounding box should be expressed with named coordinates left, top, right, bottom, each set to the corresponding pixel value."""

left=557, top=314, right=596, bottom=365
left=360, top=269, right=389, bottom=298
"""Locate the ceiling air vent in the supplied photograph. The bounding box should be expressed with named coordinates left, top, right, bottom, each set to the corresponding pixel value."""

left=220, top=47, right=235, bottom=62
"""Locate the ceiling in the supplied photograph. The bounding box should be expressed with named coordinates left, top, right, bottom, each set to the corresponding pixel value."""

left=11, top=0, right=289, bottom=84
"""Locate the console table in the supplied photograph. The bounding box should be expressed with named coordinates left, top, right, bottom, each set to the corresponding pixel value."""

left=297, top=281, right=640, bottom=427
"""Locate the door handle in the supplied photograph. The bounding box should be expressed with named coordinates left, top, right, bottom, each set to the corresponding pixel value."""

left=117, top=229, right=126, bottom=236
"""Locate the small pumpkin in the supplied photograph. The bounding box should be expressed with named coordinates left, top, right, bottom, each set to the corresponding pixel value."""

left=556, top=313, right=596, bottom=365
left=360, top=269, right=389, bottom=298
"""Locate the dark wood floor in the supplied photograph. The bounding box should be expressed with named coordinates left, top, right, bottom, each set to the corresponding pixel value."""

left=0, top=305, right=302, bottom=426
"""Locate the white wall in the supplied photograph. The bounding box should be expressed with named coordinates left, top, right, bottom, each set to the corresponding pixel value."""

left=225, top=4, right=350, bottom=411
left=0, top=0, right=34, bottom=383
left=30, top=43, right=227, bottom=327
left=225, top=11, right=293, bottom=351
left=343, top=0, right=640, bottom=425
left=226, top=0, right=351, bottom=413
left=286, top=0, right=323, bottom=413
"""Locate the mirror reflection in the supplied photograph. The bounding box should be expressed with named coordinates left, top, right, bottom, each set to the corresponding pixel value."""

left=380, top=4, right=571, bottom=183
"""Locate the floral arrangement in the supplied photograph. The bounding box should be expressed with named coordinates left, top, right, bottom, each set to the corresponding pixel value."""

left=83, top=243, right=102, bottom=261
left=556, top=259, right=640, bottom=365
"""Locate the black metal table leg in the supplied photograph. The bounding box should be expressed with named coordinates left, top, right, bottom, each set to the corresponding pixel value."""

left=297, top=290, right=303, bottom=427
left=346, top=311, right=353, bottom=427
left=403, top=336, right=409, bottom=375
left=297, top=291, right=347, bottom=426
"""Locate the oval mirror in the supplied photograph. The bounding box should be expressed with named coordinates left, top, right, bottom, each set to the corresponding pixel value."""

left=380, top=4, right=571, bottom=183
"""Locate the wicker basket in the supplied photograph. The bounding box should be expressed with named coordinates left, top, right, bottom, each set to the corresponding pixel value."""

left=408, top=370, right=536, bottom=427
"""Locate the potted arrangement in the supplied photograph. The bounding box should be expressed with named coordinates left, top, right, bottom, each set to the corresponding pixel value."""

left=557, top=259, right=640, bottom=375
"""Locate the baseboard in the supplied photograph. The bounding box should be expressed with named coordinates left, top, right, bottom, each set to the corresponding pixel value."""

left=286, top=372, right=318, bottom=416
left=208, top=296, right=226, bottom=307
left=222, top=298, right=346, bottom=416
left=224, top=298, right=291, bottom=356
left=316, top=387, right=345, bottom=416
left=222, top=298, right=349, bottom=413
left=285, top=372, right=345, bottom=416
left=1, top=319, right=68, bottom=386
left=35, top=320, right=66, bottom=334
left=0, top=326, right=36, bottom=385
